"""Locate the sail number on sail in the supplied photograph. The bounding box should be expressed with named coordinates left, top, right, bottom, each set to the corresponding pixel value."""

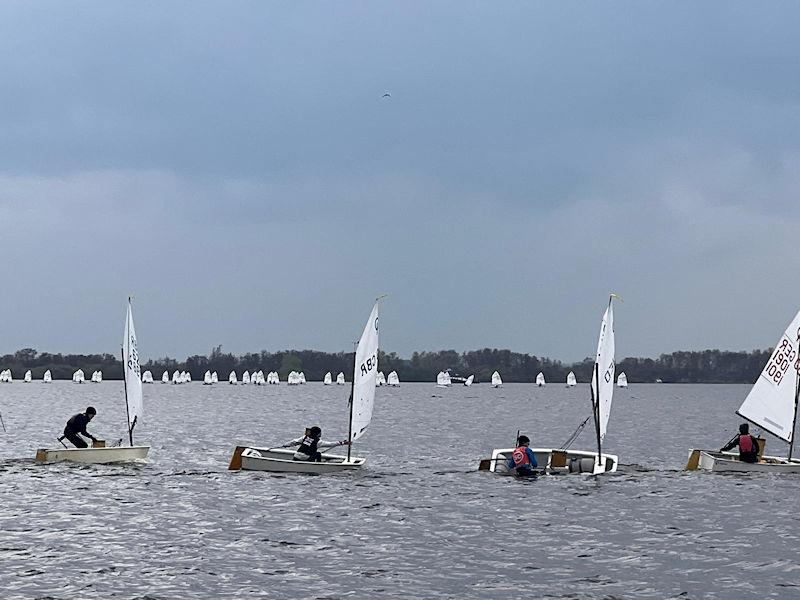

left=763, top=332, right=799, bottom=386
left=127, top=333, right=141, bottom=379
left=360, top=353, right=377, bottom=377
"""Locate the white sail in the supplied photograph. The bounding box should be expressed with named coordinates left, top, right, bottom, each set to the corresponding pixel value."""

left=591, top=296, right=616, bottom=442
left=257, top=370, right=265, bottom=384
left=242, top=370, right=251, bottom=384
left=336, top=372, right=345, bottom=385
left=288, top=371, right=300, bottom=385
left=491, top=371, right=502, bottom=387
left=172, top=370, right=180, bottom=384
left=324, top=371, right=332, bottom=385
left=464, top=374, right=474, bottom=386
left=161, top=371, right=169, bottom=383
left=122, top=299, right=144, bottom=439
left=737, top=309, right=800, bottom=443
left=211, top=371, right=219, bottom=384
left=536, top=372, right=546, bottom=386
left=203, top=370, right=212, bottom=385
left=73, top=369, right=85, bottom=383
left=24, top=369, right=32, bottom=383
left=617, top=372, right=628, bottom=388
left=376, top=371, right=386, bottom=386
left=229, top=371, right=238, bottom=384
left=185, top=371, right=191, bottom=382
left=299, top=372, right=306, bottom=384
left=95, top=370, right=103, bottom=383
left=387, top=371, right=400, bottom=386
left=142, top=370, right=153, bottom=383
left=436, top=371, right=446, bottom=386
left=566, top=371, right=577, bottom=387
left=43, top=369, right=52, bottom=382
left=350, top=300, right=380, bottom=441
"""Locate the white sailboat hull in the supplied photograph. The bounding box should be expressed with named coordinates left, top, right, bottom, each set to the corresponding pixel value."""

left=35, top=446, right=150, bottom=465
left=485, top=447, right=618, bottom=475
left=687, top=449, right=800, bottom=473
left=232, top=447, right=365, bottom=473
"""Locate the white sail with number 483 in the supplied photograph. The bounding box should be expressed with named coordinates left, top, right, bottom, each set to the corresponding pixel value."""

left=231, top=297, right=384, bottom=473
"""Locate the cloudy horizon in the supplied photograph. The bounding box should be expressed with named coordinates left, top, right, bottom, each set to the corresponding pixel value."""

left=1, top=2, right=799, bottom=363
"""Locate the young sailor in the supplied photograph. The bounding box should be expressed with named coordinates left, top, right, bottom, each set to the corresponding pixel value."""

left=506, top=434, right=539, bottom=476
left=61, top=406, right=98, bottom=448
left=720, top=423, right=761, bottom=463
left=280, top=426, right=350, bottom=462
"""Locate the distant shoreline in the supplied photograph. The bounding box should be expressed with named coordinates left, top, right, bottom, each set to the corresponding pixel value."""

left=0, top=347, right=771, bottom=385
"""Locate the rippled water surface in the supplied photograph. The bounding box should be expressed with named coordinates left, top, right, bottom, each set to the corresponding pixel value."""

left=1, top=382, right=798, bottom=599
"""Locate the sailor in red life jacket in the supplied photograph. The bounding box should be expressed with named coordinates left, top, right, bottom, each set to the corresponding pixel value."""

left=505, top=435, right=538, bottom=476
left=720, top=423, right=761, bottom=463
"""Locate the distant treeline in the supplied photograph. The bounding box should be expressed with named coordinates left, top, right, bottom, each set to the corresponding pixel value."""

left=0, top=346, right=773, bottom=384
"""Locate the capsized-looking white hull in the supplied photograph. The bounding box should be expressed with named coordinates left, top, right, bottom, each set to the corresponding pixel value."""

left=686, top=449, right=800, bottom=473
left=484, top=447, right=618, bottom=475
left=229, top=447, right=365, bottom=473
left=35, top=446, right=150, bottom=465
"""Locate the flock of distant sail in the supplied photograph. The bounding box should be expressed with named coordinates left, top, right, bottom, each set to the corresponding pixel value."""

left=0, top=367, right=629, bottom=388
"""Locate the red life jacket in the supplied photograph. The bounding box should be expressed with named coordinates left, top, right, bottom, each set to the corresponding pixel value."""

left=512, top=446, right=531, bottom=467
left=739, top=434, right=756, bottom=453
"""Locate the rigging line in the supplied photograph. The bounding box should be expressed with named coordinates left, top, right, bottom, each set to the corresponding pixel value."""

left=560, top=416, right=590, bottom=450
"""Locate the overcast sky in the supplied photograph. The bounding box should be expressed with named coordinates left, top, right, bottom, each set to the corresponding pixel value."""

left=1, top=2, right=799, bottom=362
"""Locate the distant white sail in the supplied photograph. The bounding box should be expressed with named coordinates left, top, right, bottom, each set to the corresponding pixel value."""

left=376, top=371, right=386, bottom=386
left=387, top=371, right=400, bottom=386
left=436, top=371, right=447, bottom=386
left=211, top=371, right=219, bottom=384
left=287, top=371, right=301, bottom=385
left=242, top=370, right=251, bottom=384
left=566, top=371, right=577, bottom=387
left=257, top=370, right=265, bottom=385
left=24, top=369, right=32, bottom=383
left=336, top=372, right=345, bottom=385
left=536, top=372, right=546, bottom=387
left=464, top=374, right=474, bottom=386
left=172, top=370, right=180, bottom=384
left=43, top=369, right=52, bottom=383
left=203, top=370, right=212, bottom=385
left=299, top=372, right=306, bottom=384
left=122, top=298, right=144, bottom=440
left=142, top=370, right=153, bottom=383
left=591, top=296, right=616, bottom=442
left=185, top=371, right=191, bottom=382
left=616, top=372, right=628, bottom=388
left=491, top=371, right=502, bottom=387
left=229, top=371, right=238, bottom=384
left=350, top=300, right=380, bottom=441
left=737, top=309, right=800, bottom=443
left=73, top=369, right=85, bottom=383
left=161, top=371, right=169, bottom=383
left=324, top=371, right=332, bottom=385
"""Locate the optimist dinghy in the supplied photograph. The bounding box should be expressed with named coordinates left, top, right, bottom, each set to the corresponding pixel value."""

left=324, top=371, right=333, bottom=385
left=387, top=371, right=400, bottom=386
left=464, top=374, right=474, bottom=387
left=566, top=371, right=577, bottom=387
left=616, top=372, right=628, bottom=387
left=24, top=370, right=32, bottom=383
left=36, top=298, right=150, bottom=465
left=480, top=295, right=621, bottom=476
left=161, top=370, right=169, bottom=383
left=686, top=308, right=800, bottom=473
left=491, top=371, right=502, bottom=388
left=43, top=370, right=52, bottom=383
left=536, top=372, right=546, bottom=387
left=230, top=297, right=384, bottom=474
left=336, top=372, right=345, bottom=385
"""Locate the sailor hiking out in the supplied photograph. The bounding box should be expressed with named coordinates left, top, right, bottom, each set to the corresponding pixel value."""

left=280, top=426, right=350, bottom=462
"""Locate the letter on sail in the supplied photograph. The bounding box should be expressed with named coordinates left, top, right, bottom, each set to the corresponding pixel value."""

left=591, top=297, right=616, bottom=442
left=123, top=299, right=144, bottom=442
left=736, top=309, right=800, bottom=443
left=350, top=301, right=380, bottom=441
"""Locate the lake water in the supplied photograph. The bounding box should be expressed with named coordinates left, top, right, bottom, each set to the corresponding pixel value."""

left=0, top=382, right=798, bottom=599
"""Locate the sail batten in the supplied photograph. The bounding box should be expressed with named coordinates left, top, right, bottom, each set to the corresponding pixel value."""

left=737, top=309, right=800, bottom=443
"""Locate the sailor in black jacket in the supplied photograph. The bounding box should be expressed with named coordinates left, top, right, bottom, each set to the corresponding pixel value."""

left=63, top=406, right=98, bottom=448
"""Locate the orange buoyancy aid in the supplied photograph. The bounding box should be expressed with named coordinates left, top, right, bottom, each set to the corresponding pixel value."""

left=512, top=446, right=531, bottom=467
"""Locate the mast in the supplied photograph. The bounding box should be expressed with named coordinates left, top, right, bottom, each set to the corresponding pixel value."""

left=592, top=362, right=602, bottom=462
left=122, top=297, right=136, bottom=447
left=346, top=340, right=357, bottom=461
left=790, top=336, right=800, bottom=460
